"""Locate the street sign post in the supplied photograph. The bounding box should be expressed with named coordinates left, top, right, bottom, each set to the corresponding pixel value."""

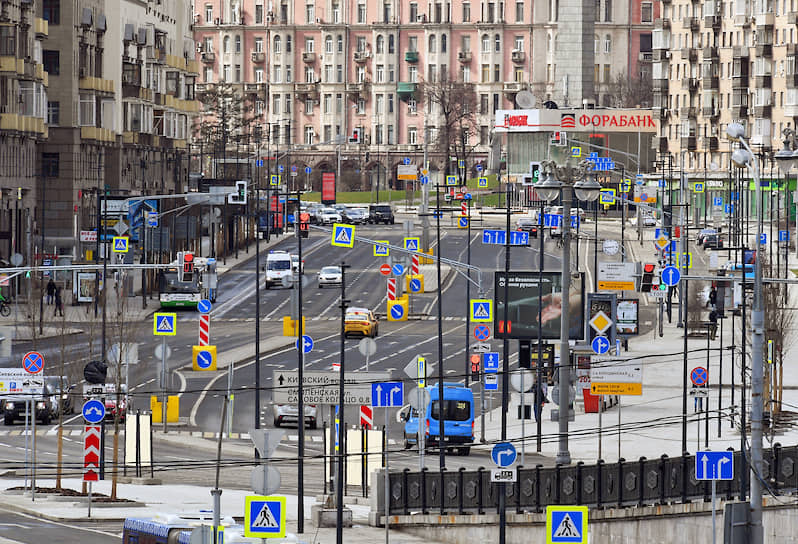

left=661, top=266, right=681, bottom=287
left=546, top=505, right=588, bottom=544
left=271, top=370, right=391, bottom=405
left=696, top=450, right=734, bottom=544
left=491, top=442, right=517, bottom=467
left=295, top=335, right=314, bottom=354
left=483, top=352, right=500, bottom=373
left=244, top=495, right=286, bottom=538
left=81, top=399, right=106, bottom=424
left=371, top=381, right=403, bottom=407
left=591, top=336, right=610, bottom=355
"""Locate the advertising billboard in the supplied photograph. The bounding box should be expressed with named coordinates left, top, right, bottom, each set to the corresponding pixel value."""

left=494, top=271, right=585, bottom=340
left=322, top=172, right=336, bottom=205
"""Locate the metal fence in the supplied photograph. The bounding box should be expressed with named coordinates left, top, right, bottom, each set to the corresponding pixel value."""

left=387, top=444, right=798, bottom=515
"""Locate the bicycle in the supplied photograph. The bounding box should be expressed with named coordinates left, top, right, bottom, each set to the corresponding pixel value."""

left=0, top=293, right=11, bottom=317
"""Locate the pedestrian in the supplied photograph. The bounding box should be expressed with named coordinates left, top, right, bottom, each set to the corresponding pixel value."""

left=533, top=379, right=547, bottom=422
left=708, top=308, right=718, bottom=340
left=46, top=278, right=55, bottom=305
left=709, top=286, right=718, bottom=309
left=54, top=286, right=64, bottom=317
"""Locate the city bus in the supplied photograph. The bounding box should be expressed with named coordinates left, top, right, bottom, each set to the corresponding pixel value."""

left=158, top=254, right=218, bottom=308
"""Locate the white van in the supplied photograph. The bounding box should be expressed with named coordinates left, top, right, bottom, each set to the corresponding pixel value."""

left=263, top=250, right=293, bottom=288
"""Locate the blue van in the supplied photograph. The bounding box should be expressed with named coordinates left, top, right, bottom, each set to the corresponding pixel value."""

left=402, top=384, right=475, bottom=456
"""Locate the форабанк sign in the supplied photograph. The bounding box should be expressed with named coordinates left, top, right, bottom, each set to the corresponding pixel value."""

left=494, top=109, right=657, bottom=133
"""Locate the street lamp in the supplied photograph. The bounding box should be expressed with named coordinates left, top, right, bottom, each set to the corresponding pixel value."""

left=774, top=128, right=798, bottom=260
left=725, top=122, right=764, bottom=544
left=534, top=159, right=599, bottom=465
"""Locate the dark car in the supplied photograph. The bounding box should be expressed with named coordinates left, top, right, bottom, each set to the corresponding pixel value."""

left=342, top=207, right=368, bottom=224
left=368, top=205, right=395, bottom=225
left=703, top=234, right=724, bottom=250
left=515, top=217, right=539, bottom=238
left=696, top=228, right=717, bottom=247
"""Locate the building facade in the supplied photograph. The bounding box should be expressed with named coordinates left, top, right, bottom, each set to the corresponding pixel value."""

left=193, top=0, right=655, bottom=190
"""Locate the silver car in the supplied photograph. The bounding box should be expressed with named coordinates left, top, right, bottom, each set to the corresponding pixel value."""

left=274, top=404, right=317, bottom=428
left=317, top=265, right=342, bottom=288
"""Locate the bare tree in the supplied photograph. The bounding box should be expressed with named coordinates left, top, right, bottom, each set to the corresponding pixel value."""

left=606, top=71, right=653, bottom=109
left=761, top=254, right=795, bottom=419
left=418, top=76, right=479, bottom=183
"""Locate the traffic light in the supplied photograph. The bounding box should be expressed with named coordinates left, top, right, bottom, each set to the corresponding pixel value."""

left=470, top=354, right=481, bottom=380
left=298, top=212, right=310, bottom=238
left=530, top=162, right=541, bottom=183
left=519, top=340, right=531, bottom=369
left=640, top=263, right=656, bottom=292
left=349, top=127, right=362, bottom=144
left=178, top=252, right=194, bottom=282
left=236, top=180, right=247, bottom=204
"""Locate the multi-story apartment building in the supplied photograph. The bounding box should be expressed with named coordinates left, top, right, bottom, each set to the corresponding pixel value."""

left=193, top=0, right=655, bottom=190
left=0, top=0, right=49, bottom=259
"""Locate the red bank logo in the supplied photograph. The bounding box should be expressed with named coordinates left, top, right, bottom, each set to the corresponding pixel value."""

left=561, top=113, right=576, bottom=128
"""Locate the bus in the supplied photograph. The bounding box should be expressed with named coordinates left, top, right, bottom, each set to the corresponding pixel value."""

left=158, top=255, right=218, bottom=308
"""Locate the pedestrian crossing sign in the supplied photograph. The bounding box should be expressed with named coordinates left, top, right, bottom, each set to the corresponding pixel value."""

left=693, top=182, right=705, bottom=193
left=244, top=495, right=286, bottom=538
left=478, top=177, right=488, bottom=188
left=599, top=188, right=615, bottom=205
left=153, top=313, right=177, bottom=336
left=112, top=237, right=128, bottom=253
left=270, top=174, right=280, bottom=186
left=621, top=179, right=632, bottom=193
left=546, top=505, right=588, bottom=544
left=374, top=240, right=390, bottom=257
left=446, top=175, right=457, bottom=186
left=470, top=299, right=492, bottom=322
left=331, top=223, right=355, bottom=248
left=403, top=237, right=420, bottom=251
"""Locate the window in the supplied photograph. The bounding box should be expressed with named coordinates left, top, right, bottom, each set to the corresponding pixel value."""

left=481, top=64, right=490, bottom=82
left=376, top=64, right=385, bottom=82
left=357, top=36, right=366, bottom=52
left=441, top=35, right=447, bottom=53
left=42, top=153, right=59, bottom=177
left=332, top=2, right=340, bottom=22
left=358, top=2, right=366, bottom=22
left=605, top=0, right=612, bottom=21
left=274, top=36, right=281, bottom=53
left=376, top=35, right=384, bottom=53
left=409, top=65, right=418, bottom=82
left=641, top=1, right=652, bottom=22
left=306, top=3, right=314, bottom=22
left=494, top=64, right=500, bottom=81
left=462, top=65, right=470, bottom=82
left=305, top=66, right=314, bottom=82
left=305, top=99, right=314, bottom=114
left=223, top=36, right=230, bottom=53
left=603, top=64, right=611, bottom=82
left=47, top=101, right=59, bottom=125
left=594, top=35, right=599, bottom=54
left=388, top=35, right=395, bottom=53
left=357, top=66, right=366, bottom=82
left=375, top=124, right=383, bottom=144
left=514, top=36, right=524, bottom=51
left=272, top=64, right=281, bottom=82
left=324, top=94, right=332, bottom=113
left=79, top=94, right=95, bottom=126
left=43, top=50, right=59, bottom=75
left=336, top=64, right=343, bottom=82
left=410, top=2, right=418, bottom=21
left=462, top=36, right=471, bottom=51
left=305, top=125, right=314, bottom=144
left=255, top=38, right=263, bottom=52
left=515, top=67, right=523, bottom=81
left=286, top=65, right=292, bottom=82
left=43, top=0, right=60, bottom=24
left=388, top=64, right=395, bottom=81
left=235, top=64, right=241, bottom=82
left=409, top=36, right=418, bottom=52
left=337, top=35, right=343, bottom=52
left=324, top=64, right=333, bottom=81
left=255, top=68, right=263, bottom=82
left=286, top=36, right=292, bottom=52
left=324, top=125, right=332, bottom=142
left=205, top=4, right=213, bottom=22
left=428, top=64, right=437, bottom=82
left=383, top=2, right=392, bottom=22
left=376, top=94, right=384, bottom=113
left=482, top=34, right=490, bottom=52
left=325, top=36, right=333, bottom=53
left=429, top=35, right=437, bottom=53
left=305, top=37, right=314, bottom=52
left=255, top=4, right=263, bottom=23
left=285, top=94, right=292, bottom=113
left=408, top=99, right=417, bottom=113
left=223, top=64, right=231, bottom=81
left=204, top=67, right=213, bottom=82
left=387, top=125, right=394, bottom=144
left=480, top=125, right=489, bottom=145
left=388, top=94, right=394, bottom=112
left=495, top=34, right=501, bottom=52
left=604, top=34, right=611, bottom=53
left=204, top=37, right=213, bottom=52
left=235, top=35, right=241, bottom=53
left=255, top=100, right=264, bottom=115
left=356, top=98, right=365, bottom=113
left=408, top=126, right=418, bottom=144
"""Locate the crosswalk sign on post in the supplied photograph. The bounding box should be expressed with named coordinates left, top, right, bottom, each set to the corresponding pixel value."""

left=478, top=177, right=488, bottom=187
left=331, top=223, right=355, bottom=248
left=693, top=182, right=705, bottom=193
left=153, top=313, right=177, bottom=336
left=470, top=299, right=492, bottom=322
left=403, top=237, right=420, bottom=251
left=546, top=505, right=588, bottom=544
left=374, top=241, right=390, bottom=256
left=244, top=495, right=286, bottom=538
left=270, top=174, right=280, bottom=186
left=112, top=236, right=128, bottom=253
left=446, top=175, right=457, bottom=186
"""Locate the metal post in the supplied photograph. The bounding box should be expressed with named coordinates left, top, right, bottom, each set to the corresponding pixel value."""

left=255, top=141, right=262, bottom=443
left=296, top=189, right=305, bottom=534
left=336, top=262, right=349, bottom=544
left=161, top=336, right=167, bottom=433
left=499, top=170, right=510, bottom=544
left=557, top=183, right=573, bottom=466
left=536, top=198, right=544, bottom=453
left=465, top=199, right=471, bottom=387
left=436, top=184, right=445, bottom=474
left=384, top=407, right=390, bottom=544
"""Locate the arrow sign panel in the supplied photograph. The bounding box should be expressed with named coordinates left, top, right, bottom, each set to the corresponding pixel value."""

left=372, top=381, right=404, bottom=407
left=82, top=399, right=106, bottom=424
left=83, top=425, right=101, bottom=482
left=695, top=450, right=734, bottom=480
left=491, top=442, right=517, bottom=467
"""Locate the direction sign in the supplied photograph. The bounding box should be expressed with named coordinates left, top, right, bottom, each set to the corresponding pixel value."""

left=403, top=157, right=411, bottom=165
left=244, top=495, right=286, bottom=538
left=696, top=451, right=734, bottom=480
left=112, top=236, right=128, bottom=253
left=390, top=304, right=405, bottom=320
left=305, top=166, right=312, bottom=174
left=392, top=263, right=405, bottom=276
left=779, top=230, right=790, bottom=242
left=661, top=266, right=681, bottom=287
left=483, top=352, right=500, bottom=372
left=147, top=213, right=159, bottom=228
left=403, top=237, right=420, bottom=251
left=484, top=373, right=498, bottom=390
left=591, top=336, right=610, bottom=355
left=195, top=348, right=214, bottom=370
left=478, top=177, right=488, bottom=188
left=379, top=263, right=391, bottom=276
left=153, top=312, right=177, bottom=336
left=409, top=278, right=422, bottom=292
left=197, top=299, right=212, bottom=314
left=691, top=366, right=708, bottom=387
left=597, top=262, right=636, bottom=291
left=590, top=382, right=642, bottom=395
left=459, top=217, right=469, bottom=228
left=473, top=324, right=491, bottom=341
left=590, top=361, right=642, bottom=383
left=759, top=233, right=767, bottom=245
left=482, top=229, right=529, bottom=245
left=22, top=351, right=44, bottom=374
left=83, top=425, right=101, bottom=482
left=713, top=197, right=723, bottom=206
left=374, top=241, right=390, bottom=257
left=546, top=505, right=588, bottom=544
left=81, top=399, right=106, bottom=424
left=296, top=335, right=314, bottom=353
left=331, top=223, right=355, bottom=248
left=470, top=299, right=492, bottom=322
left=491, top=442, right=517, bottom=467
left=372, top=381, right=403, bottom=407
left=271, top=370, right=391, bottom=405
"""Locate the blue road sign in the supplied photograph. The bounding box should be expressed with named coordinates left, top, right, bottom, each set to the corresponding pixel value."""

left=491, top=442, right=517, bottom=467
left=22, top=351, right=44, bottom=374
left=464, top=193, right=472, bottom=200
left=661, top=266, right=681, bottom=287
left=113, top=237, right=129, bottom=252
left=291, top=165, right=297, bottom=172
left=390, top=304, right=405, bottom=320
left=305, top=166, right=312, bottom=174
left=404, top=237, right=420, bottom=251
left=760, top=233, right=767, bottom=245
left=256, top=159, right=264, bottom=167
left=658, top=179, right=666, bottom=188
left=278, top=165, right=284, bottom=173
left=245, top=497, right=285, bottom=537
left=446, top=175, right=457, bottom=186
left=636, top=174, right=644, bottom=185
left=154, top=313, right=176, bottom=335
left=392, top=263, right=405, bottom=276
left=331, top=224, right=354, bottom=247
left=372, top=381, right=404, bottom=407
left=694, top=182, right=705, bottom=193
left=458, top=159, right=465, bottom=168
left=544, top=214, right=561, bottom=227
left=197, top=299, right=212, bottom=314
left=482, top=229, right=528, bottom=245
left=591, top=336, right=610, bottom=355
left=483, top=352, right=500, bottom=373
left=780, top=230, right=789, bottom=242
left=147, top=213, right=159, bottom=228
left=696, top=450, right=734, bottom=480
left=571, top=216, right=579, bottom=228
left=403, top=157, right=411, bottom=165
left=476, top=164, right=483, bottom=171
left=459, top=217, right=469, bottom=228
left=691, top=366, right=708, bottom=387
left=409, top=278, right=422, bottom=292
left=82, top=399, right=106, bottom=424
left=548, top=507, right=587, bottom=543
left=470, top=300, right=492, bottom=321
left=287, top=214, right=295, bottom=223
left=485, top=374, right=498, bottom=390
left=474, top=324, right=491, bottom=341
left=420, top=175, right=429, bottom=185
left=713, top=197, right=723, bottom=206
left=478, top=177, right=488, bottom=187
left=296, top=335, right=314, bottom=353
left=196, top=349, right=214, bottom=369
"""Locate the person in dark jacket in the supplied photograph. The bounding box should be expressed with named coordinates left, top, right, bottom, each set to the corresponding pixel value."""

left=46, top=279, right=56, bottom=305
left=54, top=286, right=64, bottom=317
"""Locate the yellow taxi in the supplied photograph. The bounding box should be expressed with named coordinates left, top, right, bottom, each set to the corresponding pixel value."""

left=344, top=307, right=379, bottom=338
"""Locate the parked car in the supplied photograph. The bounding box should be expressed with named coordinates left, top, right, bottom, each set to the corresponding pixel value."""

left=344, top=307, right=378, bottom=338
left=696, top=228, right=718, bottom=247
left=342, top=207, right=368, bottom=224
left=274, top=403, right=317, bottom=429
left=703, top=234, right=724, bottom=250
left=317, top=207, right=342, bottom=225
left=402, top=383, right=475, bottom=455
left=515, top=217, right=539, bottom=238
left=3, top=377, right=65, bottom=425
left=368, top=205, right=395, bottom=225
left=641, top=213, right=657, bottom=227
left=102, top=384, right=129, bottom=422
left=317, top=265, right=342, bottom=288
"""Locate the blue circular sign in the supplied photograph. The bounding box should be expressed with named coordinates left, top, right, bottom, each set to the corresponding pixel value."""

left=296, top=335, right=314, bottom=353
left=476, top=164, right=483, bottom=172
left=591, top=336, right=610, bottom=355
left=691, top=366, right=708, bottom=387
left=305, top=166, right=312, bottom=174
left=420, top=176, right=429, bottom=185
left=291, top=165, right=298, bottom=172
left=197, top=299, right=212, bottom=314
left=491, top=442, right=517, bottom=467
left=464, top=193, right=472, bottom=200
left=390, top=304, right=405, bottom=319
left=196, top=349, right=213, bottom=369
left=661, top=266, right=681, bottom=287
left=278, top=165, right=284, bottom=173
left=82, top=399, right=106, bottom=424
left=474, top=324, right=491, bottom=341
left=409, top=278, right=421, bottom=293
left=392, top=263, right=405, bottom=276
left=22, top=351, right=44, bottom=374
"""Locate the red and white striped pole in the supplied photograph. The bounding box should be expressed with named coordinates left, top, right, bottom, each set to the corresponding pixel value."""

left=387, top=278, right=396, bottom=301
left=461, top=200, right=467, bottom=215
left=411, top=254, right=419, bottom=276
left=198, top=314, right=210, bottom=346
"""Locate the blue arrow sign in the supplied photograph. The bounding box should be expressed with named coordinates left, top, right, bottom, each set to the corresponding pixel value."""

left=82, top=399, right=106, bottom=424
left=392, top=263, right=405, bottom=276
left=420, top=175, right=429, bottom=185
left=256, top=159, right=264, bottom=167
left=491, top=442, right=517, bottom=467
left=476, top=164, right=483, bottom=171
left=278, top=165, right=284, bottom=173
left=409, top=278, right=422, bottom=292
left=658, top=179, right=666, bottom=188
left=197, top=299, right=212, bottom=314
left=390, top=304, right=405, bottom=320
left=196, top=349, right=214, bottom=369
left=696, top=450, right=734, bottom=480
left=372, top=381, right=404, bottom=407
left=464, top=193, right=472, bottom=200
left=661, top=266, right=681, bottom=287
left=403, top=157, right=411, bottom=165
left=296, top=335, right=314, bottom=353
left=591, top=336, right=610, bottom=355
left=483, top=352, right=500, bottom=372
left=305, top=166, right=312, bottom=174
left=459, top=217, right=469, bottom=228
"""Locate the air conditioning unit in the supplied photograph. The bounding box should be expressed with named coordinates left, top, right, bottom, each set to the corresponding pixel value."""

left=316, top=17, right=322, bottom=23
left=196, top=43, right=203, bottom=52
left=417, top=14, right=424, bottom=22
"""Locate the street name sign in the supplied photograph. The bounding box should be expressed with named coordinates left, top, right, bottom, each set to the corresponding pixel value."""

left=597, top=262, right=636, bottom=291
left=271, top=370, right=391, bottom=405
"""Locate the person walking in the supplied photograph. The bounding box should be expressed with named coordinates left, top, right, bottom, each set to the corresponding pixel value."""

left=54, top=286, right=64, bottom=317
left=46, top=278, right=56, bottom=305
left=708, top=308, right=718, bottom=340
left=533, top=378, right=548, bottom=422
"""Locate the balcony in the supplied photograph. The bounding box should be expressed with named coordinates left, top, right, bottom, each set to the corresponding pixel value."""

left=754, top=74, right=772, bottom=87
left=243, top=83, right=266, bottom=93
left=731, top=104, right=748, bottom=117
left=251, top=51, right=265, bottom=63
left=755, top=43, right=773, bottom=57
left=680, top=47, right=698, bottom=61
left=654, top=17, right=671, bottom=29
left=458, top=51, right=472, bottom=63
left=679, top=106, right=697, bottom=118
left=787, top=74, right=798, bottom=88
left=653, top=107, right=669, bottom=120
left=755, top=12, right=775, bottom=26
left=404, top=51, right=419, bottom=63
left=653, top=79, right=669, bottom=93
left=733, top=14, right=751, bottom=26
left=701, top=136, right=719, bottom=150
left=701, top=106, right=720, bottom=118
left=702, top=46, right=718, bottom=60
left=397, top=82, right=417, bottom=100
left=683, top=17, right=699, bottom=31
left=79, top=76, right=114, bottom=94
left=680, top=136, right=697, bottom=150
left=511, top=50, right=525, bottom=63
left=732, top=46, right=749, bottom=59
left=785, top=103, right=798, bottom=117
left=681, top=78, right=698, bottom=92
left=702, top=75, right=719, bottom=89
left=201, top=51, right=215, bottom=63
left=788, top=11, right=798, bottom=24
left=502, top=82, right=527, bottom=95
left=80, top=126, right=116, bottom=143
left=345, top=82, right=369, bottom=97
left=294, top=82, right=319, bottom=98
left=652, top=136, right=670, bottom=152
left=704, top=15, right=721, bottom=28
left=354, top=51, right=371, bottom=63
left=653, top=50, right=670, bottom=61
left=34, top=17, right=48, bottom=37
left=754, top=105, right=772, bottom=117
left=638, top=51, right=653, bottom=62
left=302, top=51, right=316, bottom=63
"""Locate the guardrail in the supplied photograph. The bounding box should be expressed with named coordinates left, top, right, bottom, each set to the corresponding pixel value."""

left=385, top=444, right=798, bottom=515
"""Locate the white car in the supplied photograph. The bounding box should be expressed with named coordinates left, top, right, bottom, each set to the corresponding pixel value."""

left=317, top=265, right=342, bottom=288
left=290, top=254, right=304, bottom=274
left=318, top=208, right=342, bottom=224
left=274, top=404, right=317, bottom=428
